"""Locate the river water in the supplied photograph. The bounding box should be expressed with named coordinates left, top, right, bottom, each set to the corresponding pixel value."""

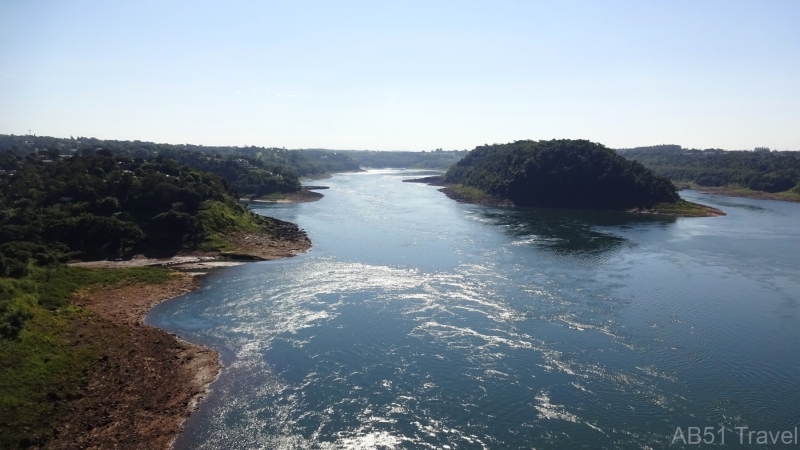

left=148, top=170, right=800, bottom=449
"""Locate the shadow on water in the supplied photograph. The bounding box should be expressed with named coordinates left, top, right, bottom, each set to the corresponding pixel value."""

left=476, top=207, right=677, bottom=258
left=707, top=200, right=767, bottom=212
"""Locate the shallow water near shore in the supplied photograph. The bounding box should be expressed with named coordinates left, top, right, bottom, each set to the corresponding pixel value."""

left=148, top=170, right=800, bottom=449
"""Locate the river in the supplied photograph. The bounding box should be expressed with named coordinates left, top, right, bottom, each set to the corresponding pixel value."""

left=148, top=169, right=800, bottom=449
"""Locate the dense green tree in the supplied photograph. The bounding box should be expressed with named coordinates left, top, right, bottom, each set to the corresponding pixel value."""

left=0, top=150, right=268, bottom=268
left=617, top=145, right=800, bottom=193
left=444, top=140, right=678, bottom=209
left=0, top=135, right=366, bottom=194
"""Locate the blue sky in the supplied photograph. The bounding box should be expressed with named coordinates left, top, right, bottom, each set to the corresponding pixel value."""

left=1, top=1, right=798, bottom=150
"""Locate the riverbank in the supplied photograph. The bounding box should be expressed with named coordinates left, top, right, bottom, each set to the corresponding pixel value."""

left=40, top=273, right=214, bottom=450
left=72, top=217, right=312, bottom=274
left=627, top=200, right=726, bottom=217
left=300, top=173, right=333, bottom=181
left=677, top=184, right=800, bottom=203
left=45, top=221, right=312, bottom=448
left=244, top=188, right=324, bottom=204
left=404, top=176, right=725, bottom=217
left=439, top=184, right=515, bottom=207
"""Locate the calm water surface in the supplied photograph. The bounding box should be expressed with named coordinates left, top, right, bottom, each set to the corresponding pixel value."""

left=148, top=170, right=800, bottom=449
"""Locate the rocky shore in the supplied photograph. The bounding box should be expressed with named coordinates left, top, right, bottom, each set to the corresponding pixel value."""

left=43, top=274, right=213, bottom=450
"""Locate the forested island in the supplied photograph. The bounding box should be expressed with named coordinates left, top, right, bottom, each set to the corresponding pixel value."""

left=409, top=140, right=724, bottom=217
left=617, top=145, right=800, bottom=202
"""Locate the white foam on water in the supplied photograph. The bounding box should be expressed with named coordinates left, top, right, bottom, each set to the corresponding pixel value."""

left=533, top=390, right=580, bottom=423
left=177, top=243, right=685, bottom=449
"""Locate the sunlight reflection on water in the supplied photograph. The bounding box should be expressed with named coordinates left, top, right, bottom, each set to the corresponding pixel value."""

left=148, top=172, right=800, bottom=449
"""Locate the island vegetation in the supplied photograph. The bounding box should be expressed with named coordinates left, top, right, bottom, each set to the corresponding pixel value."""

left=412, top=139, right=723, bottom=217
left=616, top=145, right=800, bottom=202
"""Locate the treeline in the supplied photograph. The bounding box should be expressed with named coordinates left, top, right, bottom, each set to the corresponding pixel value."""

left=0, top=135, right=477, bottom=184
left=151, top=149, right=300, bottom=197
left=444, top=140, right=678, bottom=209
left=293, top=150, right=362, bottom=174
left=616, top=145, right=800, bottom=193
left=0, top=135, right=364, bottom=197
left=0, top=150, right=273, bottom=275
left=335, top=149, right=469, bottom=169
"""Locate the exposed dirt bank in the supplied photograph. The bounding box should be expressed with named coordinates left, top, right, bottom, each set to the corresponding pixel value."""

left=42, top=274, right=215, bottom=450
left=48, top=221, right=313, bottom=448
left=222, top=216, right=312, bottom=260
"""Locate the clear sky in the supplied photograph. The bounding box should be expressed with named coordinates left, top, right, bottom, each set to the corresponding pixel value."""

left=1, top=1, right=798, bottom=150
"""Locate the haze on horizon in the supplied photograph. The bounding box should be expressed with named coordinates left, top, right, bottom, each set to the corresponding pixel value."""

left=1, top=0, right=798, bottom=151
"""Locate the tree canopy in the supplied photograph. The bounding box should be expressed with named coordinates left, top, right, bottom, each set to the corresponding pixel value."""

left=616, top=145, right=800, bottom=193
left=337, top=149, right=468, bottom=169
left=0, top=150, right=273, bottom=275
left=444, top=140, right=679, bottom=210
left=0, top=134, right=365, bottom=198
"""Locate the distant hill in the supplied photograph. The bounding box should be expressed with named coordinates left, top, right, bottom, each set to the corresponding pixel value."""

left=442, top=140, right=679, bottom=210
left=335, top=149, right=468, bottom=169
left=616, top=145, right=800, bottom=194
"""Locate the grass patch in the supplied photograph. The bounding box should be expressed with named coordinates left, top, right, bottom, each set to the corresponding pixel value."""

left=650, top=200, right=723, bottom=217
left=775, top=190, right=800, bottom=202
left=682, top=182, right=800, bottom=202
left=447, top=184, right=492, bottom=201
left=197, top=200, right=271, bottom=251
left=255, top=192, right=298, bottom=201
left=251, top=189, right=323, bottom=203
left=0, top=306, right=101, bottom=448
left=0, top=266, right=174, bottom=448
left=31, top=266, right=173, bottom=310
